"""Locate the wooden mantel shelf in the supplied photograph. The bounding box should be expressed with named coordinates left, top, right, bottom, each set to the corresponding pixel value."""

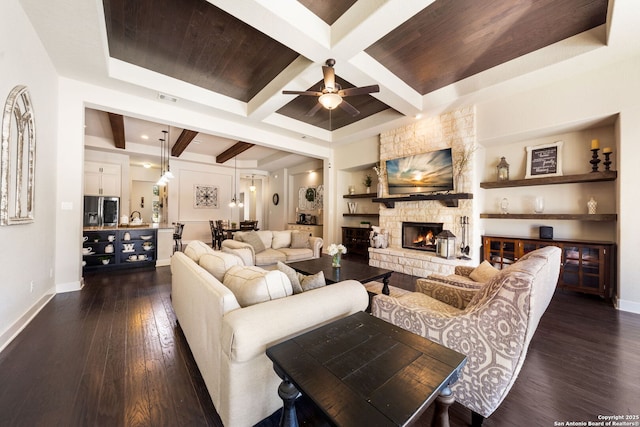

left=373, top=193, right=473, bottom=208
left=480, top=213, right=617, bottom=221
left=480, top=171, right=617, bottom=189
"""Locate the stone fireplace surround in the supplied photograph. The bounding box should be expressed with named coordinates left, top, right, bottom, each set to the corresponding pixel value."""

left=369, top=106, right=476, bottom=277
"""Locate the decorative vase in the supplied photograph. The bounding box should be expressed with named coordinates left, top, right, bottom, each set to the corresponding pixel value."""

left=455, top=174, right=464, bottom=192
left=377, top=182, right=383, bottom=197
left=332, top=253, right=341, bottom=267
left=366, top=186, right=371, bottom=194
left=534, top=196, right=545, bottom=214
left=588, top=197, right=597, bottom=214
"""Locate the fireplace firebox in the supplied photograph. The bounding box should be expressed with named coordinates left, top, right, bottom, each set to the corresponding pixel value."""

left=402, top=222, right=444, bottom=252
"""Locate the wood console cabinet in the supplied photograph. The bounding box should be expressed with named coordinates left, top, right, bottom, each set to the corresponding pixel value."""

left=482, top=235, right=615, bottom=299
left=342, top=226, right=371, bottom=260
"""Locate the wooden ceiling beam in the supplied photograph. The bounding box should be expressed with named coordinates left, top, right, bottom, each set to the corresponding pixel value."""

left=171, top=129, right=199, bottom=157
left=107, top=113, right=125, bottom=149
left=216, top=142, right=255, bottom=164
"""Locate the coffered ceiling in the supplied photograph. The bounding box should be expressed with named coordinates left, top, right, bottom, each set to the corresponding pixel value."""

left=20, top=0, right=617, bottom=170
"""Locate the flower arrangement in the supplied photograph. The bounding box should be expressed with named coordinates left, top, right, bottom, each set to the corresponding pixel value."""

left=328, top=243, right=347, bottom=256
left=328, top=243, right=347, bottom=267
left=363, top=174, right=373, bottom=188
left=373, top=163, right=382, bottom=178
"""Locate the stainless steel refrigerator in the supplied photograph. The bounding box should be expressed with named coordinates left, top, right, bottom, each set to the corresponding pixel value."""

left=83, top=196, right=119, bottom=226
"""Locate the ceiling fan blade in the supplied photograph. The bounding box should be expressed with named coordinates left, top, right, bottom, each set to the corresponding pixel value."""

left=305, top=102, right=324, bottom=117
left=339, top=85, right=380, bottom=97
left=338, top=100, right=360, bottom=117
left=282, top=90, right=322, bottom=96
left=322, top=66, right=336, bottom=91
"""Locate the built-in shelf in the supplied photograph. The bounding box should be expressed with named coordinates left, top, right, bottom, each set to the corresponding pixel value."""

left=480, top=213, right=617, bottom=221
left=373, top=193, right=473, bottom=208
left=343, top=213, right=379, bottom=217
left=480, top=171, right=617, bottom=189
left=343, top=193, right=377, bottom=199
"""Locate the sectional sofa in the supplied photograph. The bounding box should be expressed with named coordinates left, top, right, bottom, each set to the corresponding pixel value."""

left=221, top=229, right=322, bottom=266
left=171, top=241, right=368, bottom=427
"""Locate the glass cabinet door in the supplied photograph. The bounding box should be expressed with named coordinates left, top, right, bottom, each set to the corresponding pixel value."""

left=487, top=238, right=517, bottom=269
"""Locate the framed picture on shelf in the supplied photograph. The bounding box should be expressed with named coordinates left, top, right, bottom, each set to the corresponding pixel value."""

left=525, top=141, right=563, bottom=179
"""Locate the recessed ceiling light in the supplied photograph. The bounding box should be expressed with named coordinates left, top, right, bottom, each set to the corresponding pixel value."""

left=415, top=114, right=423, bottom=120
left=143, top=162, right=152, bottom=168
left=141, top=134, right=149, bottom=140
left=193, top=140, right=201, bottom=144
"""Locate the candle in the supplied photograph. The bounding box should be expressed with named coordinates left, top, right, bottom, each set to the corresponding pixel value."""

left=591, top=139, right=600, bottom=150
left=603, top=147, right=612, bottom=154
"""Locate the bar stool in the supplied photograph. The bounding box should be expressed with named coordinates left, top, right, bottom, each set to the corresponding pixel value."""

left=173, top=222, right=185, bottom=253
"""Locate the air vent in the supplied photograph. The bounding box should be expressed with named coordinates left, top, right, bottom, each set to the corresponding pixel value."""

left=158, top=93, right=178, bottom=103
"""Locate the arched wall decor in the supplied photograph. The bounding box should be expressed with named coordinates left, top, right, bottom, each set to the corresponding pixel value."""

left=1, top=85, right=36, bottom=225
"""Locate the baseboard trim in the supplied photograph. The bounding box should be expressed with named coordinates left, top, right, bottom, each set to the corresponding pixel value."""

left=617, top=298, right=640, bottom=314
left=56, top=280, right=83, bottom=293
left=0, top=291, right=55, bottom=353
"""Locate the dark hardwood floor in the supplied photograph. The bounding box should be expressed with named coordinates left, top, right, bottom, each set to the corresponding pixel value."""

left=0, top=264, right=638, bottom=426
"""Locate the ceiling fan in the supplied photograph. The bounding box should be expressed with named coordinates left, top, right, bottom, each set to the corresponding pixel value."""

left=282, top=59, right=380, bottom=117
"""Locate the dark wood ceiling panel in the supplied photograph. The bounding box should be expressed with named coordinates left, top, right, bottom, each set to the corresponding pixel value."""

left=171, top=129, right=199, bottom=157
left=366, top=0, right=608, bottom=95
left=297, top=0, right=358, bottom=25
left=277, top=76, right=391, bottom=130
left=107, top=113, right=125, bottom=149
left=103, top=0, right=300, bottom=102
left=216, top=142, right=255, bottom=164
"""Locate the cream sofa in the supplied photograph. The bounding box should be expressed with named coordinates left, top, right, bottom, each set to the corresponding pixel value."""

left=221, top=229, right=322, bottom=266
left=171, top=241, right=368, bottom=427
left=372, top=246, right=561, bottom=425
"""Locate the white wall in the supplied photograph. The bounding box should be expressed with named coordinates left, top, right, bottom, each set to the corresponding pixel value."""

left=0, top=0, right=59, bottom=351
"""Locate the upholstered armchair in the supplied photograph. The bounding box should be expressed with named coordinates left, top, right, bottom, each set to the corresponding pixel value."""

left=372, top=246, right=561, bottom=426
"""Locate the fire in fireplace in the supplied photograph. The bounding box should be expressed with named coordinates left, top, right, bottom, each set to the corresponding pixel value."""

left=402, top=222, right=444, bottom=252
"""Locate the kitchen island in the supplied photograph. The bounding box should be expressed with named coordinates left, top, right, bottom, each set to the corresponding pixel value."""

left=82, top=224, right=174, bottom=270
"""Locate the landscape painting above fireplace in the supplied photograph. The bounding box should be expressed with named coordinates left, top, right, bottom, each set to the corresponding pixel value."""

left=386, top=148, right=454, bottom=195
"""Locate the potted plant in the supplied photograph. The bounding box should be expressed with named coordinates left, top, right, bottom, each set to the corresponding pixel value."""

left=98, top=256, right=111, bottom=265
left=363, top=174, right=373, bottom=193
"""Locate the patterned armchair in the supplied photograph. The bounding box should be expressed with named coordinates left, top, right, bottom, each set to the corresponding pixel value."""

left=372, top=246, right=561, bottom=426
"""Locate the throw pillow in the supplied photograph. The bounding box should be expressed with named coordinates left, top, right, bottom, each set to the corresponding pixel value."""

left=199, top=251, right=243, bottom=282
left=239, top=231, right=266, bottom=254
left=298, top=270, right=326, bottom=292
left=277, top=261, right=303, bottom=294
left=223, top=265, right=292, bottom=307
left=271, top=230, right=292, bottom=250
left=469, top=260, right=499, bottom=282
left=290, top=232, right=310, bottom=249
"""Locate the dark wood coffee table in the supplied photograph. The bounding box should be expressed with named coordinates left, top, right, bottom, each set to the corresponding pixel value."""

left=288, top=255, right=394, bottom=295
left=266, top=311, right=467, bottom=427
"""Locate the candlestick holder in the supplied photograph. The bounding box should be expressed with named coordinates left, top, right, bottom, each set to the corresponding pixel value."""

left=603, top=152, right=612, bottom=171
left=590, top=148, right=600, bottom=172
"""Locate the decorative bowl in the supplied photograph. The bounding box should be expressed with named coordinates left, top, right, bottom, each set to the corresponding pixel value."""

left=140, top=235, right=153, bottom=240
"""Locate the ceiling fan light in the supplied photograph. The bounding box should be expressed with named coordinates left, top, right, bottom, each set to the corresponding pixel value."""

left=319, top=92, right=342, bottom=110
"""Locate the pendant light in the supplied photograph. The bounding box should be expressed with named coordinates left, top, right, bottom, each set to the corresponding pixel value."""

left=249, top=175, right=256, bottom=192
left=229, top=156, right=243, bottom=208
left=156, top=127, right=174, bottom=186
left=156, top=134, right=167, bottom=186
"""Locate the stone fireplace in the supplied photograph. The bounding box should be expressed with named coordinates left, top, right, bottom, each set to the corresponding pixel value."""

left=368, top=106, right=477, bottom=277
left=402, top=222, right=443, bottom=252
